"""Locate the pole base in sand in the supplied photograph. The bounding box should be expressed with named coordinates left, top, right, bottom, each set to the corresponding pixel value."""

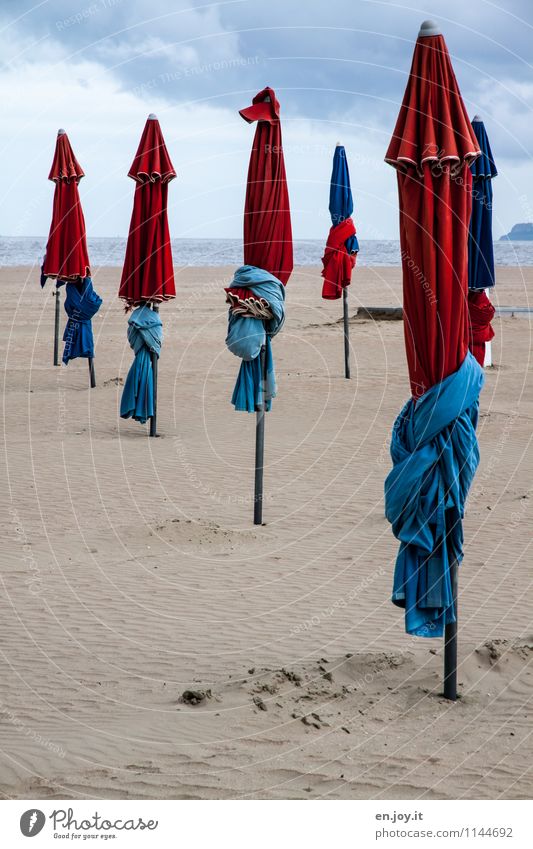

left=88, top=358, right=96, bottom=388
left=53, top=289, right=61, bottom=367
left=343, top=288, right=350, bottom=379
left=253, top=344, right=267, bottom=525
left=149, top=304, right=159, bottom=437
left=443, top=558, right=459, bottom=701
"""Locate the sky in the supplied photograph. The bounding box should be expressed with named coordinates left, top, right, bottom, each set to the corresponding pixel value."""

left=0, top=0, right=532, bottom=240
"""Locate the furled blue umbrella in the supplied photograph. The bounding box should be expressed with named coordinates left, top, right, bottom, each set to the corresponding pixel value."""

left=329, top=145, right=359, bottom=254
left=468, top=116, right=497, bottom=368
left=321, top=144, right=359, bottom=378
left=469, top=117, right=497, bottom=291
left=62, top=279, right=102, bottom=387
left=120, top=305, right=162, bottom=425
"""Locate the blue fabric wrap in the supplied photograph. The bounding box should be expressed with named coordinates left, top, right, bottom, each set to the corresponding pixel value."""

left=329, top=145, right=359, bottom=255
left=62, top=277, right=102, bottom=364
left=469, top=120, right=497, bottom=290
left=385, top=353, right=484, bottom=637
left=120, top=305, right=162, bottom=424
left=225, top=265, right=285, bottom=413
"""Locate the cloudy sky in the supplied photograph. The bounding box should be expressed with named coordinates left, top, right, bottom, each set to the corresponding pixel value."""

left=1, top=0, right=532, bottom=240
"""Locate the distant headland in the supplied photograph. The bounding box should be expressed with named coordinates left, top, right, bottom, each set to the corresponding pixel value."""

left=500, top=223, right=533, bottom=241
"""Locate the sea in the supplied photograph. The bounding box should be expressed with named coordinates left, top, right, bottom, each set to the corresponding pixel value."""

left=1, top=237, right=533, bottom=268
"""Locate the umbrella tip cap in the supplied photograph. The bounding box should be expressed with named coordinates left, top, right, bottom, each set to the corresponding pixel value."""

left=57, top=128, right=66, bottom=135
left=472, top=114, right=482, bottom=122
left=418, top=19, right=441, bottom=37
left=148, top=113, right=158, bottom=120
left=336, top=141, right=342, bottom=146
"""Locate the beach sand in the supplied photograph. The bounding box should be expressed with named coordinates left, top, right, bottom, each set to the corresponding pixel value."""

left=0, top=265, right=531, bottom=800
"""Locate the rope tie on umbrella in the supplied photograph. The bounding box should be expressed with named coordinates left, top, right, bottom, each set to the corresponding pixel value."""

left=225, top=264, right=285, bottom=413
left=384, top=352, right=484, bottom=637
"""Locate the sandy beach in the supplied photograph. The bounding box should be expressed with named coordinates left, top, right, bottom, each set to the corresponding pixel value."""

left=0, top=264, right=531, bottom=800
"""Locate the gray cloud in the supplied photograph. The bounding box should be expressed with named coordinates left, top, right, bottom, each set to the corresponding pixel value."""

left=4, top=0, right=532, bottom=146
left=0, top=0, right=531, bottom=239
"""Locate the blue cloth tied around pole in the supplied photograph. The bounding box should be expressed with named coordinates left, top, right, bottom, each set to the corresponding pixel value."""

left=225, top=265, right=285, bottom=413
left=120, top=304, right=162, bottom=424
left=62, top=277, right=102, bottom=364
left=384, top=353, right=484, bottom=637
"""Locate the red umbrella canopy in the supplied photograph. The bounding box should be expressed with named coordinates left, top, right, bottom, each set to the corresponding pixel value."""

left=119, top=115, right=176, bottom=307
left=240, top=87, right=293, bottom=284
left=385, top=22, right=480, bottom=398
left=42, top=130, right=90, bottom=280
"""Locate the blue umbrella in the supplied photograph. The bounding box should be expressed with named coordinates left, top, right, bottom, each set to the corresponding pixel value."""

left=329, top=145, right=359, bottom=255
left=62, top=277, right=102, bottom=387
left=469, top=117, right=497, bottom=290
left=120, top=305, right=162, bottom=425
left=325, top=144, right=359, bottom=378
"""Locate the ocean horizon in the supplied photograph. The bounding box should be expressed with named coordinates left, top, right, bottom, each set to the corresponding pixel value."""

left=2, top=236, right=533, bottom=268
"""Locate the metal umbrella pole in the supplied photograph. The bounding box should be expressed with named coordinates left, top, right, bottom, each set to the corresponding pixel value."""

left=342, top=287, right=350, bottom=379
left=88, top=357, right=96, bottom=388
left=253, top=343, right=267, bottom=524
left=53, top=288, right=61, bottom=366
left=484, top=289, right=493, bottom=367
left=443, top=558, right=459, bottom=700
left=149, top=303, right=159, bottom=437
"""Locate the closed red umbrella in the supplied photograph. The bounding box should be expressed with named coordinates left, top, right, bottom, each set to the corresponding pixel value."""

left=42, top=130, right=90, bottom=283
left=119, top=114, right=176, bottom=307
left=42, top=129, right=94, bottom=376
left=385, top=21, right=480, bottom=398
left=225, top=87, right=293, bottom=523
left=119, top=114, right=176, bottom=437
left=239, top=87, right=293, bottom=286
left=384, top=21, right=484, bottom=700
